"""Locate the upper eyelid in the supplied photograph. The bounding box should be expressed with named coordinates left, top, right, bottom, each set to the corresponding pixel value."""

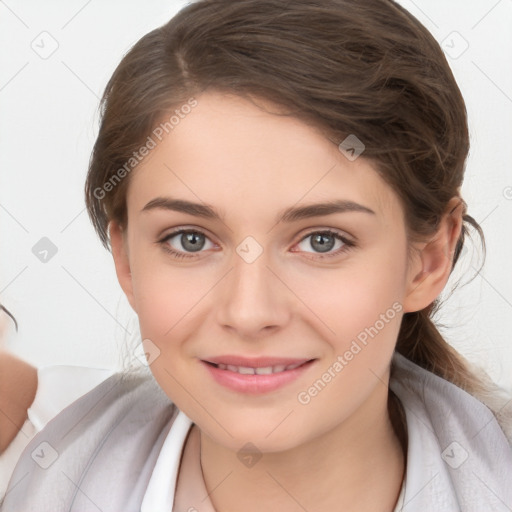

left=159, top=226, right=216, bottom=242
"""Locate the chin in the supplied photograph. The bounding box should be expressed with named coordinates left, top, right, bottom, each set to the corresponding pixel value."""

left=198, top=413, right=310, bottom=454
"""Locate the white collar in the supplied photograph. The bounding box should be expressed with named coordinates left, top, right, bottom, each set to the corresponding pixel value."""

left=141, top=409, right=194, bottom=512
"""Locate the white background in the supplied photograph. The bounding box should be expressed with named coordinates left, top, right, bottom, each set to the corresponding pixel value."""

left=1, top=0, right=511, bottom=389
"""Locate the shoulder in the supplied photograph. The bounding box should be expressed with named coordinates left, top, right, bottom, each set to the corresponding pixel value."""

left=0, top=364, right=115, bottom=502
left=31, top=368, right=177, bottom=446
left=390, top=352, right=512, bottom=509
left=390, top=352, right=512, bottom=445
left=1, top=369, right=178, bottom=511
left=28, top=365, right=116, bottom=429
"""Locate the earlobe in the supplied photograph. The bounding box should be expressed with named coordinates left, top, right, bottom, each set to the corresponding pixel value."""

left=402, top=198, right=463, bottom=313
left=109, top=221, right=137, bottom=311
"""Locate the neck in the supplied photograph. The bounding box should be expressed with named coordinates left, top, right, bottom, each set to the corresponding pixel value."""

left=199, top=382, right=406, bottom=512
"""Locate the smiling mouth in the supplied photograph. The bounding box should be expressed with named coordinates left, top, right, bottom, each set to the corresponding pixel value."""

left=203, top=360, right=315, bottom=375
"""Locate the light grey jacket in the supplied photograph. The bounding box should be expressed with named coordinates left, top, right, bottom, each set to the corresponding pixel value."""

left=1, top=353, right=511, bottom=511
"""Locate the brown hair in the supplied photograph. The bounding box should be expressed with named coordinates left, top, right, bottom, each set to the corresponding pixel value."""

left=85, top=0, right=504, bottom=416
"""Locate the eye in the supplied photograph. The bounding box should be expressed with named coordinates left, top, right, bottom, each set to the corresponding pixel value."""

left=158, top=228, right=354, bottom=260
left=293, top=230, right=354, bottom=258
left=159, top=229, right=215, bottom=259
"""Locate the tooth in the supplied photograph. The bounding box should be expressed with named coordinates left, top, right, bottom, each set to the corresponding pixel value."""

left=255, top=366, right=273, bottom=375
left=219, top=363, right=303, bottom=375
left=238, top=366, right=255, bottom=375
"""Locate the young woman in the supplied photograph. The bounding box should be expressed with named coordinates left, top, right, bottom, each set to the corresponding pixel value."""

left=2, top=0, right=511, bottom=510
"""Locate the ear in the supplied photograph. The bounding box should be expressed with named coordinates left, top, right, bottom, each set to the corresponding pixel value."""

left=402, top=197, right=463, bottom=313
left=109, top=221, right=137, bottom=311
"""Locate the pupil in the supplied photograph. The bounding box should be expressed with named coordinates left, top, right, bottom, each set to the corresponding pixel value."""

left=311, top=233, right=334, bottom=253
left=182, top=232, right=205, bottom=252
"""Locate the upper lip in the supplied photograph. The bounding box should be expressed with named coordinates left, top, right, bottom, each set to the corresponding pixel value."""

left=202, top=356, right=314, bottom=368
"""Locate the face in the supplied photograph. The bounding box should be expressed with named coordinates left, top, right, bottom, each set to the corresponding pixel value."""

left=112, top=91, right=432, bottom=453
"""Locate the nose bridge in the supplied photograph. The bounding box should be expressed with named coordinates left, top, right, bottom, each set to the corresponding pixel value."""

left=216, top=238, right=290, bottom=335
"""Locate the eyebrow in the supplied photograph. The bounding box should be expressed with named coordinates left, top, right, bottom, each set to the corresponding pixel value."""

left=142, top=197, right=375, bottom=223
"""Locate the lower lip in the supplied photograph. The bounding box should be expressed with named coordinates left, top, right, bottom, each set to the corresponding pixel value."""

left=201, top=360, right=316, bottom=394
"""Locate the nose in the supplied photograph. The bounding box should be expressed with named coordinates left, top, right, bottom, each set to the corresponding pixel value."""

left=215, top=249, right=292, bottom=339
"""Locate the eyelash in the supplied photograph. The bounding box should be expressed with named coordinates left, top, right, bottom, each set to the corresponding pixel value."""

left=158, top=228, right=356, bottom=261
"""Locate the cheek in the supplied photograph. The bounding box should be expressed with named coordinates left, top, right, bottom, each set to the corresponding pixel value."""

left=289, top=243, right=408, bottom=347
left=129, top=250, right=218, bottom=356
left=132, top=267, right=200, bottom=338
left=129, top=263, right=212, bottom=405
left=287, top=263, right=406, bottom=445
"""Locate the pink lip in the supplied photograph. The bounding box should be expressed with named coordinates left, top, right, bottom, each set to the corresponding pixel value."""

left=204, top=355, right=312, bottom=367
left=201, top=357, right=316, bottom=394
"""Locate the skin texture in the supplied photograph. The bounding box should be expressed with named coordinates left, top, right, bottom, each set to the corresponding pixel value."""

left=0, top=310, right=37, bottom=454
left=0, top=351, right=37, bottom=454
left=110, top=92, right=462, bottom=511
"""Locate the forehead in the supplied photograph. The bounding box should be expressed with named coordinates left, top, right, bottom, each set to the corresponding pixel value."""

left=127, top=91, right=402, bottom=224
